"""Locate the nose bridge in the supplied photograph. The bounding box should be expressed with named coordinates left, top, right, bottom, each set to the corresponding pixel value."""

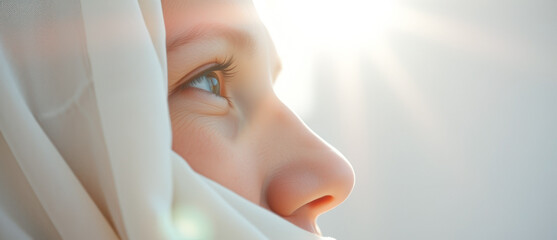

left=252, top=95, right=355, bottom=229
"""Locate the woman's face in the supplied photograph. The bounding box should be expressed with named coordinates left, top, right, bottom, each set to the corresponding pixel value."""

left=163, top=0, right=354, bottom=235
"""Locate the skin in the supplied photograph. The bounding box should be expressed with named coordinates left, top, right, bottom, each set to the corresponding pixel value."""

left=163, top=0, right=355, bottom=235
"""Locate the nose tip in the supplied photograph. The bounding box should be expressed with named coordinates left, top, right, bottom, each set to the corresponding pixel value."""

left=265, top=147, right=355, bottom=221
left=250, top=95, right=355, bottom=234
left=262, top=115, right=355, bottom=234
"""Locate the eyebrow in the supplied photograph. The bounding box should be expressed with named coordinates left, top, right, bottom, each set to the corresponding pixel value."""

left=166, top=23, right=282, bottom=83
left=166, top=23, right=256, bottom=53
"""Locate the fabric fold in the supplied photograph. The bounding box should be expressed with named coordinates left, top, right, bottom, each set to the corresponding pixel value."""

left=0, top=0, right=331, bottom=239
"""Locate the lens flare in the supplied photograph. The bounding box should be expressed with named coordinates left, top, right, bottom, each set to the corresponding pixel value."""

left=174, top=205, right=214, bottom=239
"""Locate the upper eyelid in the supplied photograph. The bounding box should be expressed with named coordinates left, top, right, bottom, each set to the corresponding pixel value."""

left=188, top=64, right=225, bottom=83
left=185, top=58, right=234, bottom=84
left=169, top=61, right=231, bottom=95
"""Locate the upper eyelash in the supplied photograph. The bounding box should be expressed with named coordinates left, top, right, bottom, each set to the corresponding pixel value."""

left=172, top=57, right=238, bottom=96
left=191, top=57, right=237, bottom=81
left=178, top=57, right=237, bottom=106
left=215, top=57, right=237, bottom=78
left=208, top=57, right=236, bottom=104
left=189, top=57, right=237, bottom=85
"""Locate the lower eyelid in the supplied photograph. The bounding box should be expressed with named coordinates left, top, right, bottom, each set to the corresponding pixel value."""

left=174, top=87, right=230, bottom=115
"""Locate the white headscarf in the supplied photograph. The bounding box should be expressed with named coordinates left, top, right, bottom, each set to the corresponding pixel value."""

left=0, top=0, right=331, bottom=239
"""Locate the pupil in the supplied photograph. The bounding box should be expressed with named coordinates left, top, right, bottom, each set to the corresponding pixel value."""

left=208, top=74, right=220, bottom=95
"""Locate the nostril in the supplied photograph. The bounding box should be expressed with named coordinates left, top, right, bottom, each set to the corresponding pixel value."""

left=307, top=195, right=334, bottom=210
left=264, top=152, right=355, bottom=219
left=282, top=195, right=335, bottom=235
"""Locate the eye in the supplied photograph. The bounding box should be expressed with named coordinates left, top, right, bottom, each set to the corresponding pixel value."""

left=184, top=71, right=222, bottom=96
left=176, top=58, right=236, bottom=98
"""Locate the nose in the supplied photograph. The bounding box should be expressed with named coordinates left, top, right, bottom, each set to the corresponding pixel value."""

left=247, top=95, right=355, bottom=235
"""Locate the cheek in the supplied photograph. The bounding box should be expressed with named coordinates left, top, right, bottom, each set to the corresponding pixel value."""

left=170, top=110, right=233, bottom=173
left=169, top=105, right=262, bottom=202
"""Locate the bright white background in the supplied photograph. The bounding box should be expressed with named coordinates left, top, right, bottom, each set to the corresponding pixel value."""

left=253, top=0, right=557, bottom=239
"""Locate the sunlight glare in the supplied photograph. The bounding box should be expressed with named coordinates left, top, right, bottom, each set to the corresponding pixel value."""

left=294, top=0, right=398, bottom=50
left=253, top=0, right=399, bottom=116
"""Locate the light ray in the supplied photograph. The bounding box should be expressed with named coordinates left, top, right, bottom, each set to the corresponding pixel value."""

left=393, top=6, right=535, bottom=65
left=367, top=41, right=443, bottom=140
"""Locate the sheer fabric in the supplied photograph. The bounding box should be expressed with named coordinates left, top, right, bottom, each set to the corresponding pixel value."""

left=0, top=0, right=328, bottom=239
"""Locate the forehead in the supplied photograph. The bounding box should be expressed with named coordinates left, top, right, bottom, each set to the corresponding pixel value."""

left=162, top=0, right=261, bottom=40
left=162, top=0, right=281, bottom=82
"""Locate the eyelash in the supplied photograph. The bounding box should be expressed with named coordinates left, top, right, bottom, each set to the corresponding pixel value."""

left=177, top=57, right=237, bottom=100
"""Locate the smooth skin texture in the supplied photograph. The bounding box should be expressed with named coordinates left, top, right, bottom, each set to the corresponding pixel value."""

left=163, top=0, right=355, bottom=235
